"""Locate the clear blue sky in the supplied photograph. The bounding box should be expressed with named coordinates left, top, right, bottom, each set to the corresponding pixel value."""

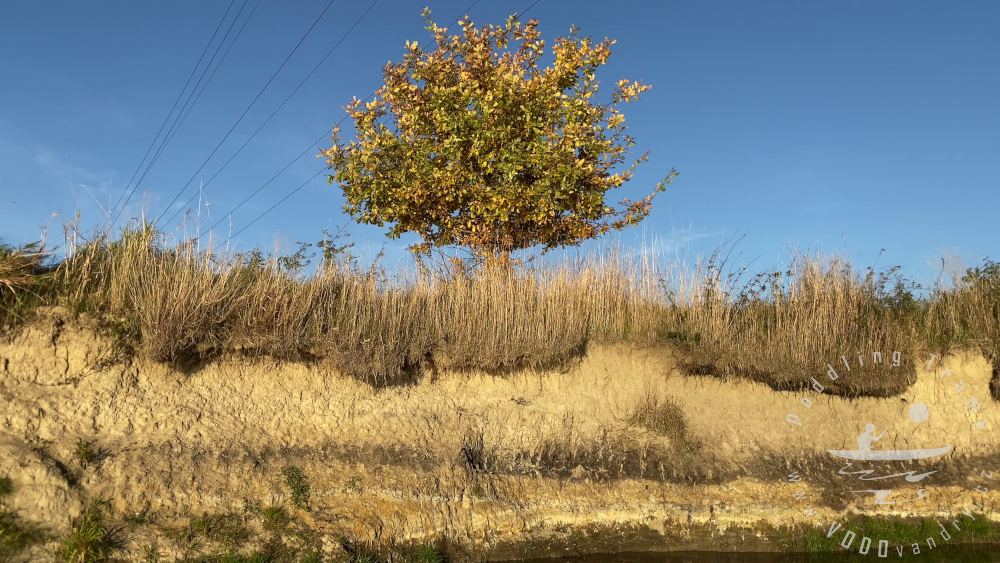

left=1, top=0, right=997, bottom=286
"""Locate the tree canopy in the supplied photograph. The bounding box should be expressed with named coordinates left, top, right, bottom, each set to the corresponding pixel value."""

left=319, top=8, right=676, bottom=264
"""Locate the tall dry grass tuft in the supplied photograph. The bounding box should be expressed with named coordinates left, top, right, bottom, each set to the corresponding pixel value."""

left=0, top=241, right=53, bottom=328
left=2, top=217, right=998, bottom=396
left=665, top=253, right=925, bottom=396
left=925, top=259, right=1000, bottom=375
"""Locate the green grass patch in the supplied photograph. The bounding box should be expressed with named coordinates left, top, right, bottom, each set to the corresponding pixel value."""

left=0, top=475, right=48, bottom=560
left=413, top=543, right=445, bottom=563
left=172, top=513, right=252, bottom=557
left=281, top=466, right=311, bottom=512
left=262, top=506, right=292, bottom=533
left=0, top=511, right=48, bottom=561
left=73, top=439, right=98, bottom=469
left=59, top=498, right=124, bottom=563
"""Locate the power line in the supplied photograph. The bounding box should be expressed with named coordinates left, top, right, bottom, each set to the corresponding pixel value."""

left=106, top=0, right=241, bottom=228
left=111, top=0, right=262, bottom=228
left=228, top=167, right=329, bottom=240
left=216, top=0, right=544, bottom=245
left=201, top=0, right=486, bottom=238
left=161, top=0, right=382, bottom=229
left=111, top=0, right=253, bottom=226
left=142, top=0, right=264, bottom=190
left=200, top=130, right=329, bottom=238
left=151, top=0, right=343, bottom=228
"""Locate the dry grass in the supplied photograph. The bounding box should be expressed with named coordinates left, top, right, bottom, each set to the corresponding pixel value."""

left=0, top=241, right=53, bottom=328
left=1, top=219, right=998, bottom=396
left=629, top=390, right=693, bottom=447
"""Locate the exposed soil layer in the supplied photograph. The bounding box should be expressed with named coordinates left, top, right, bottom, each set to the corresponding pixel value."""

left=2, top=308, right=999, bottom=561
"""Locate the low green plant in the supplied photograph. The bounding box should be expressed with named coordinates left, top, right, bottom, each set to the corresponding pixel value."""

left=1, top=477, right=48, bottom=562
left=0, top=476, right=13, bottom=498
left=183, top=513, right=251, bottom=555
left=203, top=553, right=275, bottom=563
left=775, top=527, right=791, bottom=549
left=59, top=498, right=123, bottom=562
left=348, top=552, right=380, bottom=563
left=142, top=542, right=161, bottom=562
left=0, top=511, right=48, bottom=561
left=74, top=439, right=97, bottom=469
left=414, top=543, right=444, bottom=563
left=804, top=515, right=995, bottom=554
left=661, top=330, right=702, bottom=344
left=94, top=314, right=141, bottom=369
left=299, top=550, right=322, bottom=563
left=804, top=525, right=838, bottom=553
left=209, top=554, right=275, bottom=563
left=242, top=499, right=263, bottom=518
left=262, top=506, right=292, bottom=532
left=281, top=466, right=311, bottom=511
left=343, top=475, right=362, bottom=494
left=963, top=517, right=998, bottom=539
left=123, top=507, right=151, bottom=529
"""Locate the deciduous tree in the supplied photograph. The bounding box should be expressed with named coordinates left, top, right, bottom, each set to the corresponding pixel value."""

left=319, top=8, right=676, bottom=267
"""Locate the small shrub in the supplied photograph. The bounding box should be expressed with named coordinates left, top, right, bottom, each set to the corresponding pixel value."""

left=281, top=466, right=311, bottom=511
left=299, top=551, right=322, bottom=563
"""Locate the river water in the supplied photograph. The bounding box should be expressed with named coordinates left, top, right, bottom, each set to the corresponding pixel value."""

left=522, top=548, right=1000, bottom=563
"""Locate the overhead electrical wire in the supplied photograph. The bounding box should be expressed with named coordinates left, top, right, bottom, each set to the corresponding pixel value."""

left=159, top=0, right=382, bottom=229
left=201, top=0, right=486, bottom=240
left=144, top=0, right=265, bottom=186
left=150, top=0, right=344, bottom=228
left=110, top=0, right=263, bottom=228
left=106, top=0, right=241, bottom=228
left=219, top=0, right=544, bottom=243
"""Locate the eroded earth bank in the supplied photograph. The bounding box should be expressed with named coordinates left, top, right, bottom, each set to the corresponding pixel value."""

left=3, top=308, right=999, bottom=561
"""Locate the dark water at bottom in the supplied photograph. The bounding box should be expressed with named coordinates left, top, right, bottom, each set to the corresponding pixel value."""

left=522, top=547, right=1000, bottom=563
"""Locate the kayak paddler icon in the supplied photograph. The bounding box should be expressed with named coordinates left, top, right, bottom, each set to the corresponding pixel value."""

left=827, top=423, right=952, bottom=461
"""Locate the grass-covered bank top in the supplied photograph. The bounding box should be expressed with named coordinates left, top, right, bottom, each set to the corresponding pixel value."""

left=1, top=224, right=998, bottom=396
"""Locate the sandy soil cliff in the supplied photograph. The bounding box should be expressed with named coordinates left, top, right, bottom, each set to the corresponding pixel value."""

left=2, top=308, right=998, bottom=561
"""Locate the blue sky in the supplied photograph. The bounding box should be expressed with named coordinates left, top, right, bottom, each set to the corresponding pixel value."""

left=1, top=0, right=997, bottom=286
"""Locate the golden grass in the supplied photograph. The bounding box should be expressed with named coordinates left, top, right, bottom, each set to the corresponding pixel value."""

left=629, top=390, right=691, bottom=445
left=1, top=220, right=998, bottom=395
left=0, top=241, right=54, bottom=328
